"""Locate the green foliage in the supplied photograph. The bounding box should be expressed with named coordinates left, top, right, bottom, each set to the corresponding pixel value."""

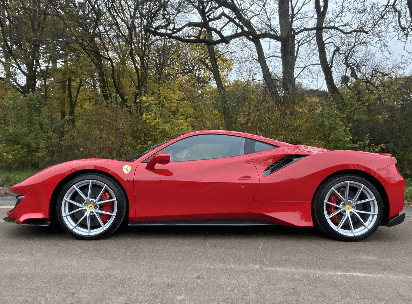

left=303, top=97, right=353, bottom=150
left=134, top=82, right=194, bottom=148
left=218, top=82, right=352, bottom=150
left=0, top=94, right=52, bottom=169
left=0, top=169, right=39, bottom=187
left=405, top=179, right=412, bottom=206
left=182, top=84, right=225, bottom=131
left=1, top=75, right=411, bottom=180
left=59, top=105, right=139, bottom=161
left=341, top=76, right=412, bottom=177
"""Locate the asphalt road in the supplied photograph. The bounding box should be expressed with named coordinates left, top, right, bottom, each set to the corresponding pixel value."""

left=1, top=207, right=412, bottom=304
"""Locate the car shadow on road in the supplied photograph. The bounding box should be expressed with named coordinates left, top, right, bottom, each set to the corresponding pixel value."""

left=121, top=224, right=406, bottom=243
left=4, top=223, right=322, bottom=241
left=119, top=224, right=329, bottom=241
left=3, top=222, right=405, bottom=242
left=4, top=225, right=68, bottom=240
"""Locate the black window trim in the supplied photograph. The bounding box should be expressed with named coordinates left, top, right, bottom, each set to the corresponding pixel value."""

left=244, top=138, right=277, bottom=155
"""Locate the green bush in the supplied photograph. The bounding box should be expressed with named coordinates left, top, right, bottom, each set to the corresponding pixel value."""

left=405, top=178, right=412, bottom=206
left=59, top=104, right=139, bottom=161
left=0, top=169, right=39, bottom=187
left=341, top=77, right=412, bottom=177
left=0, top=94, right=52, bottom=169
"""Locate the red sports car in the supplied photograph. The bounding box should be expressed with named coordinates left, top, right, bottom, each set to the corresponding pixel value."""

left=4, top=130, right=405, bottom=241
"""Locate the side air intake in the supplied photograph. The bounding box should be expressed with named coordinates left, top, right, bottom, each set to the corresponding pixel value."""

left=263, top=155, right=307, bottom=176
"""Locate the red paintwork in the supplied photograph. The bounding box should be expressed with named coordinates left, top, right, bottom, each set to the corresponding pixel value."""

left=8, top=159, right=136, bottom=223
left=146, top=152, right=170, bottom=170
left=7, top=130, right=405, bottom=228
left=133, top=153, right=259, bottom=220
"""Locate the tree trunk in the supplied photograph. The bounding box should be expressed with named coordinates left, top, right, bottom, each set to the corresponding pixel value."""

left=206, top=42, right=233, bottom=130
left=92, top=53, right=111, bottom=104
left=278, top=0, right=296, bottom=95
left=198, top=3, right=233, bottom=129
left=315, top=0, right=344, bottom=105
left=251, top=38, right=282, bottom=104
left=214, top=0, right=281, bottom=104
left=67, top=76, right=77, bottom=126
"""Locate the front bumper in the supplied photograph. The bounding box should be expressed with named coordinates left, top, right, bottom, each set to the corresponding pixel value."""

left=3, top=216, right=16, bottom=223
left=3, top=215, right=50, bottom=227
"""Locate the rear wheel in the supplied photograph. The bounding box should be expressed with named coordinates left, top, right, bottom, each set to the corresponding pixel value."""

left=312, top=175, right=383, bottom=241
left=57, top=174, right=126, bottom=240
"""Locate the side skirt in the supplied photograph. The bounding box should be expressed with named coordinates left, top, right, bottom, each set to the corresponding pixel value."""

left=128, top=219, right=278, bottom=227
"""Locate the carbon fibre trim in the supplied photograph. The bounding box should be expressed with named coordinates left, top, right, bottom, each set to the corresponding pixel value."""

left=385, top=212, right=405, bottom=227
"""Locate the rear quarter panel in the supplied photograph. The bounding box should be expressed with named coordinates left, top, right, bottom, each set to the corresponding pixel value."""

left=248, top=149, right=404, bottom=227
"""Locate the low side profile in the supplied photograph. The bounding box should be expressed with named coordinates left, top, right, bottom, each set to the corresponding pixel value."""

left=4, top=130, right=405, bottom=241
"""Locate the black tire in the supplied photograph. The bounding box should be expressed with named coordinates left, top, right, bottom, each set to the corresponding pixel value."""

left=57, top=174, right=127, bottom=240
left=312, top=174, right=383, bottom=242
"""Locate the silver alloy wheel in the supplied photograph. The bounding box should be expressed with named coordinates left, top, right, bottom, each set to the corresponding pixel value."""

left=61, top=179, right=118, bottom=237
left=323, top=181, right=378, bottom=237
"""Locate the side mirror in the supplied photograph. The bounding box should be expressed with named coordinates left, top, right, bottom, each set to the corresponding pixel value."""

left=146, top=152, right=170, bottom=170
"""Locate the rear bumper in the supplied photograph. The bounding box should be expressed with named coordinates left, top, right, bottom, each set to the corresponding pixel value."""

left=385, top=212, right=405, bottom=227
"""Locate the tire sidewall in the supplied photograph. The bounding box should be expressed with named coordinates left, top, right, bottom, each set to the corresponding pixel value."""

left=57, top=173, right=127, bottom=240
left=312, top=175, right=383, bottom=242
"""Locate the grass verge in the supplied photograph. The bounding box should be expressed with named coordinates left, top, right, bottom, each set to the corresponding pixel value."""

left=0, top=169, right=39, bottom=189
left=405, top=178, right=412, bottom=207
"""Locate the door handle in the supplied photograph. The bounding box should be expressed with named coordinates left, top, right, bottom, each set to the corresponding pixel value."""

left=238, top=176, right=252, bottom=180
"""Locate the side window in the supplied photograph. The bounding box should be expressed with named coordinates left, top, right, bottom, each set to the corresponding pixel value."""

left=153, top=134, right=245, bottom=162
left=255, top=141, right=276, bottom=152
left=245, top=138, right=276, bottom=154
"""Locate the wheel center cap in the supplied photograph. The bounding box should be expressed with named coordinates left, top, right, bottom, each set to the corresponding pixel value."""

left=345, top=205, right=351, bottom=211
left=87, top=204, right=94, bottom=210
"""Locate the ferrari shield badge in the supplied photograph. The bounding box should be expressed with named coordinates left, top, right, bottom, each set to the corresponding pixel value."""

left=123, top=165, right=131, bottom=174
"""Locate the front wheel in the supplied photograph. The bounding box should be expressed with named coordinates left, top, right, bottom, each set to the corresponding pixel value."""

left=57, top=174, right=127, bottom=240
left=312, top=175, right=383, bottom=242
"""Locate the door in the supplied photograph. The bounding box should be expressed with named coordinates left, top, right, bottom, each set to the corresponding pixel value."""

left=133, top=134, right=259, bottom=219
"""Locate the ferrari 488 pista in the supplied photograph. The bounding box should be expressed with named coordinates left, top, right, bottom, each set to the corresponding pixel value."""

left=4, top=130, right=405, bottom=241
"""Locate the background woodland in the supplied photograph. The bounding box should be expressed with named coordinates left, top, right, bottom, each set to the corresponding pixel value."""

left=1, top=0, right=412, bottom=178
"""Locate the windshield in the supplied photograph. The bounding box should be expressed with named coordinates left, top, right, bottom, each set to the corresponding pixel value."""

left=122, top=134, right=182, bottom=162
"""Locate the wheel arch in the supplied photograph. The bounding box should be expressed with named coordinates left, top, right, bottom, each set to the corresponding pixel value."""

left=313, top=169, right=390, bottom=224
left=49, top=169, right=129, bottom=227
